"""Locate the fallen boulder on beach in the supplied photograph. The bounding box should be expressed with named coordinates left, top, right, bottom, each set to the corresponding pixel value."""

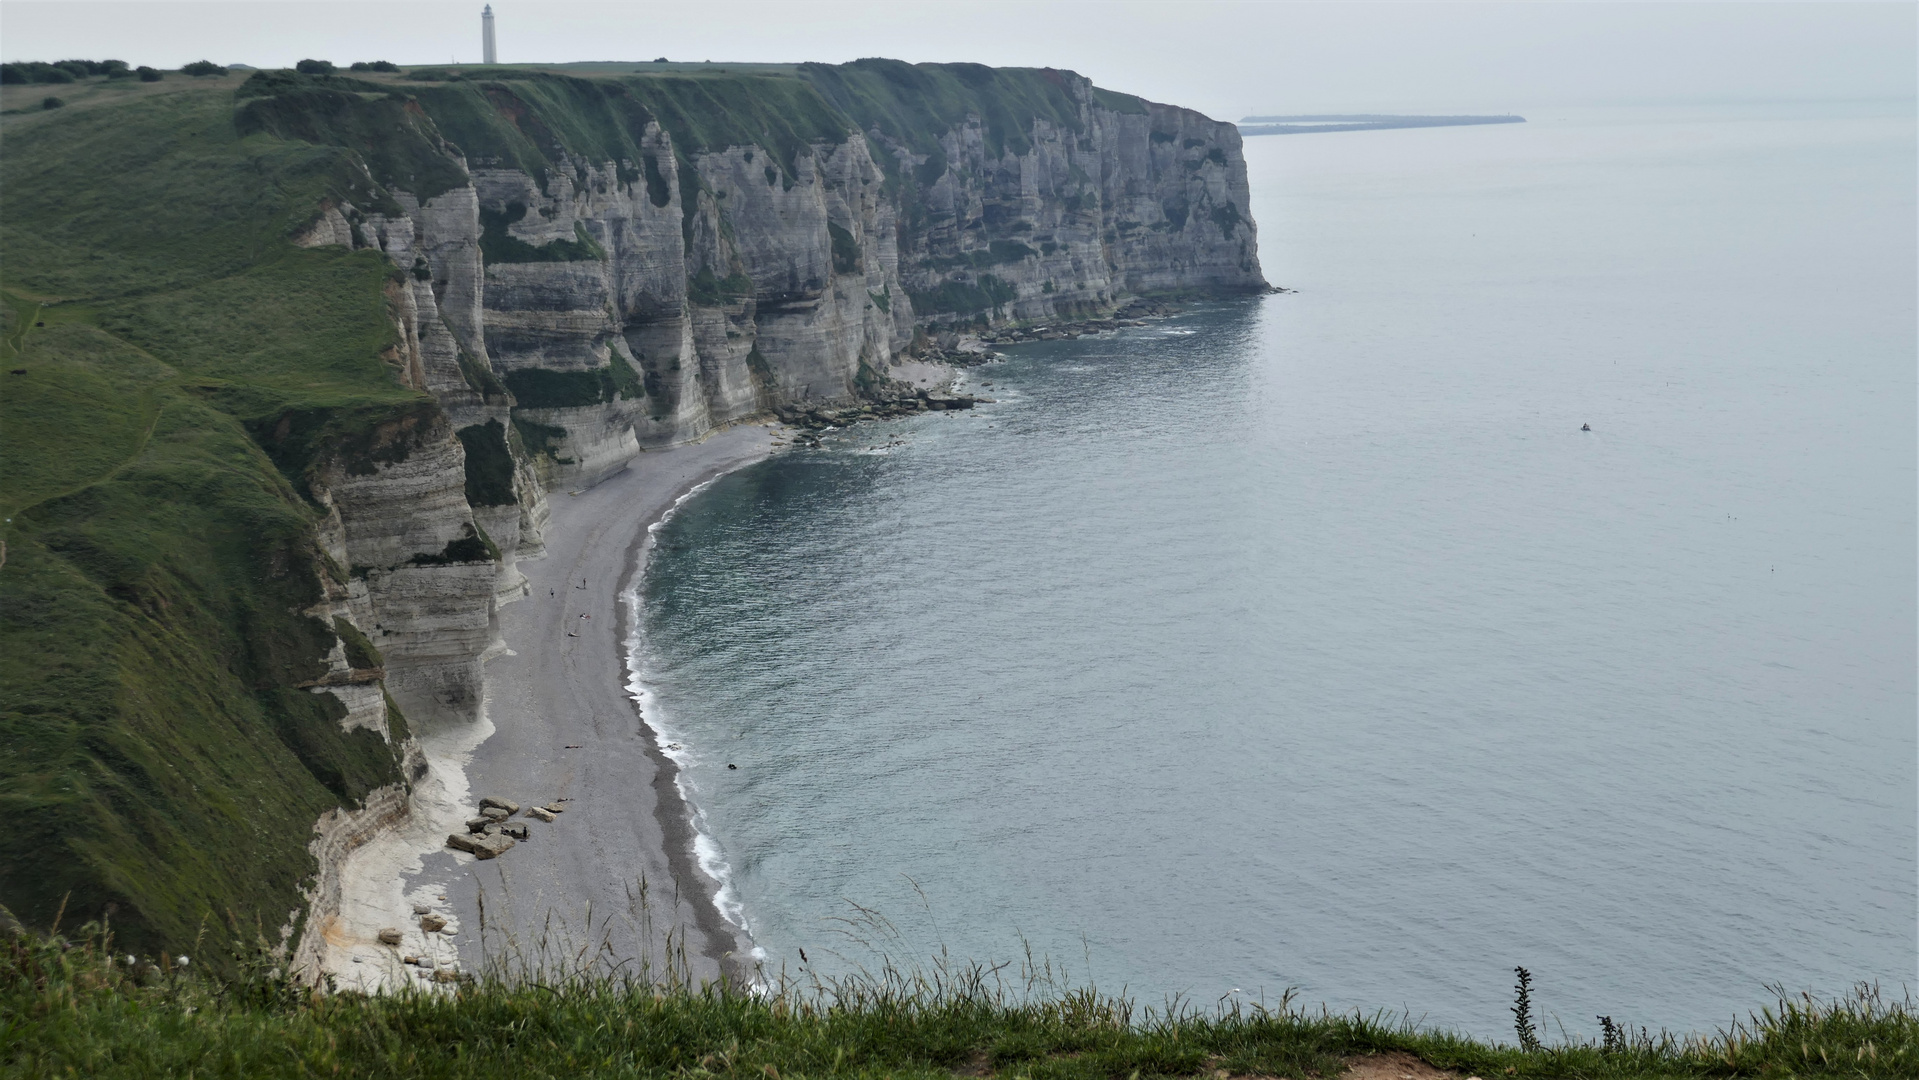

left=446, top=832, right=516, bottom=859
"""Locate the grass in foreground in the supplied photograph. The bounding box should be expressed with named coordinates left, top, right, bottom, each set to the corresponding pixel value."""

left=3, top=927, right=1912, bottom=1079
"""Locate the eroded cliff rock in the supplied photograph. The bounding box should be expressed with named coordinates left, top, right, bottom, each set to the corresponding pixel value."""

left=255, top=59, right=1267, bottom=977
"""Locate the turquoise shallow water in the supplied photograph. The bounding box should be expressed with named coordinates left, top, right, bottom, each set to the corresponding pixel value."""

left=632, top=102, right=1916, bottom=1038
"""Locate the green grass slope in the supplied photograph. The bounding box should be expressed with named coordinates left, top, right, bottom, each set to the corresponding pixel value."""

left=244, top=62, right=1152, bottom=232
left=6, top=929, right=1914, bottom=1079
left=798, top=58, right=1136, bottom=184
left=0, top=84, right=423, bottom=966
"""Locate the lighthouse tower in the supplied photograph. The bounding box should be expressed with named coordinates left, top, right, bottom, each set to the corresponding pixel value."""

left=482, top=5, right=497, bottom=64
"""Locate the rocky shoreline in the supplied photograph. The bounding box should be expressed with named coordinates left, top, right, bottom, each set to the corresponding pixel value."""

left=774, top=298, right=1237, bottom=440
left=773, top=387, right=984, bottom=440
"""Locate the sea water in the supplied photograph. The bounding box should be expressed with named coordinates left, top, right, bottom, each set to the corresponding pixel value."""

left=632, top=101, right=1916, bottom=1038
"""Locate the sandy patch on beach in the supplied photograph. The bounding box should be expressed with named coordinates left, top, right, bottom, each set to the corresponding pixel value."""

left=317, top=707, right=493, bottom=991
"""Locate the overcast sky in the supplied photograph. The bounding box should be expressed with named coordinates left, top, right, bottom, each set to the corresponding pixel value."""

left=2, top=1, right=1912, bottom=119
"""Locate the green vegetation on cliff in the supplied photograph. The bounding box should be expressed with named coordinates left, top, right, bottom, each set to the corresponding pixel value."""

left=232, top=71, right=467, bottom=204
left=799, top=58, right=1099, bottom=185
left=500, top=357, right=644, bottom=410
left=909, top=275, right=1019, bottom=318
left=479, top=203, right=604, bottom=263
left=397, top=68, right=847, bottom=196
left=6, top=928, right=1914, bottom=1079
left=455, top=421, right=518, bottom=507
left=258, top=61, right=1140, bottom=215
left=0, top=86, right=423, bottom=967
left=0, top=56, right=1241, bottom=964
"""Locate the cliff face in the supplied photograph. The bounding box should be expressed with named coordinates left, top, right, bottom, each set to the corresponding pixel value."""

left=326, top=60, right=1265, bottom=478
left=0, top=60, right=1262, bottom=964
left=867, top=87, right=1262, bottom=322
left=268, top=61, right=1266, bottom=735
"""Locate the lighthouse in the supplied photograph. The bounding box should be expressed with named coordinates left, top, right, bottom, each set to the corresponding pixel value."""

left=482, top=5, right=497, bottom=64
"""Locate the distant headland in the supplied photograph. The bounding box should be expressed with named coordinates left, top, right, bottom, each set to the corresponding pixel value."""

left=1238, top=113, right=1525, bottom=135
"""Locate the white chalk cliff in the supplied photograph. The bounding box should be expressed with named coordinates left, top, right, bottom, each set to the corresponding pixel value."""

left=270, top=63, right=1265, bottom=972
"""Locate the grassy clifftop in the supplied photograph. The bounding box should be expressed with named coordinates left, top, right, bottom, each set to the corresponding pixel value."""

left=0, top=85, right=422, bottom=965
left=6, top=927, right=1914, bottom=1079
left=230, top=60, right=1154, bottom=207
left=800, top=57, right=1143, bottom=181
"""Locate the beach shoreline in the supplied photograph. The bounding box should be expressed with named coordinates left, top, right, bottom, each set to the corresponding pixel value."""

left=316, top=420, right=785, bottom=989
left=607, top=439, right=770, bottom=982
left=449, top=420, right=786, bottom=984
left=319, top=358, right=972, bottom=990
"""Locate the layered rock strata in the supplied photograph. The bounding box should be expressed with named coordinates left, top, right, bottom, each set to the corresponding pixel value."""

left=263, top=60, right=1265, bottom=974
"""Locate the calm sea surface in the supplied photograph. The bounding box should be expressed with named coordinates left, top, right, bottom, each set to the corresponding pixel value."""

left=631, top=102, right=1917, bottom=1038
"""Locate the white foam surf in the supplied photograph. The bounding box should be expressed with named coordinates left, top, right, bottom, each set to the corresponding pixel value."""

left=619, top=474, right=768, bottom=964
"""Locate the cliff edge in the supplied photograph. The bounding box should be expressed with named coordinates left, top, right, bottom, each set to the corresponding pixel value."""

left=0, top=60, right=1264, bottom=972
